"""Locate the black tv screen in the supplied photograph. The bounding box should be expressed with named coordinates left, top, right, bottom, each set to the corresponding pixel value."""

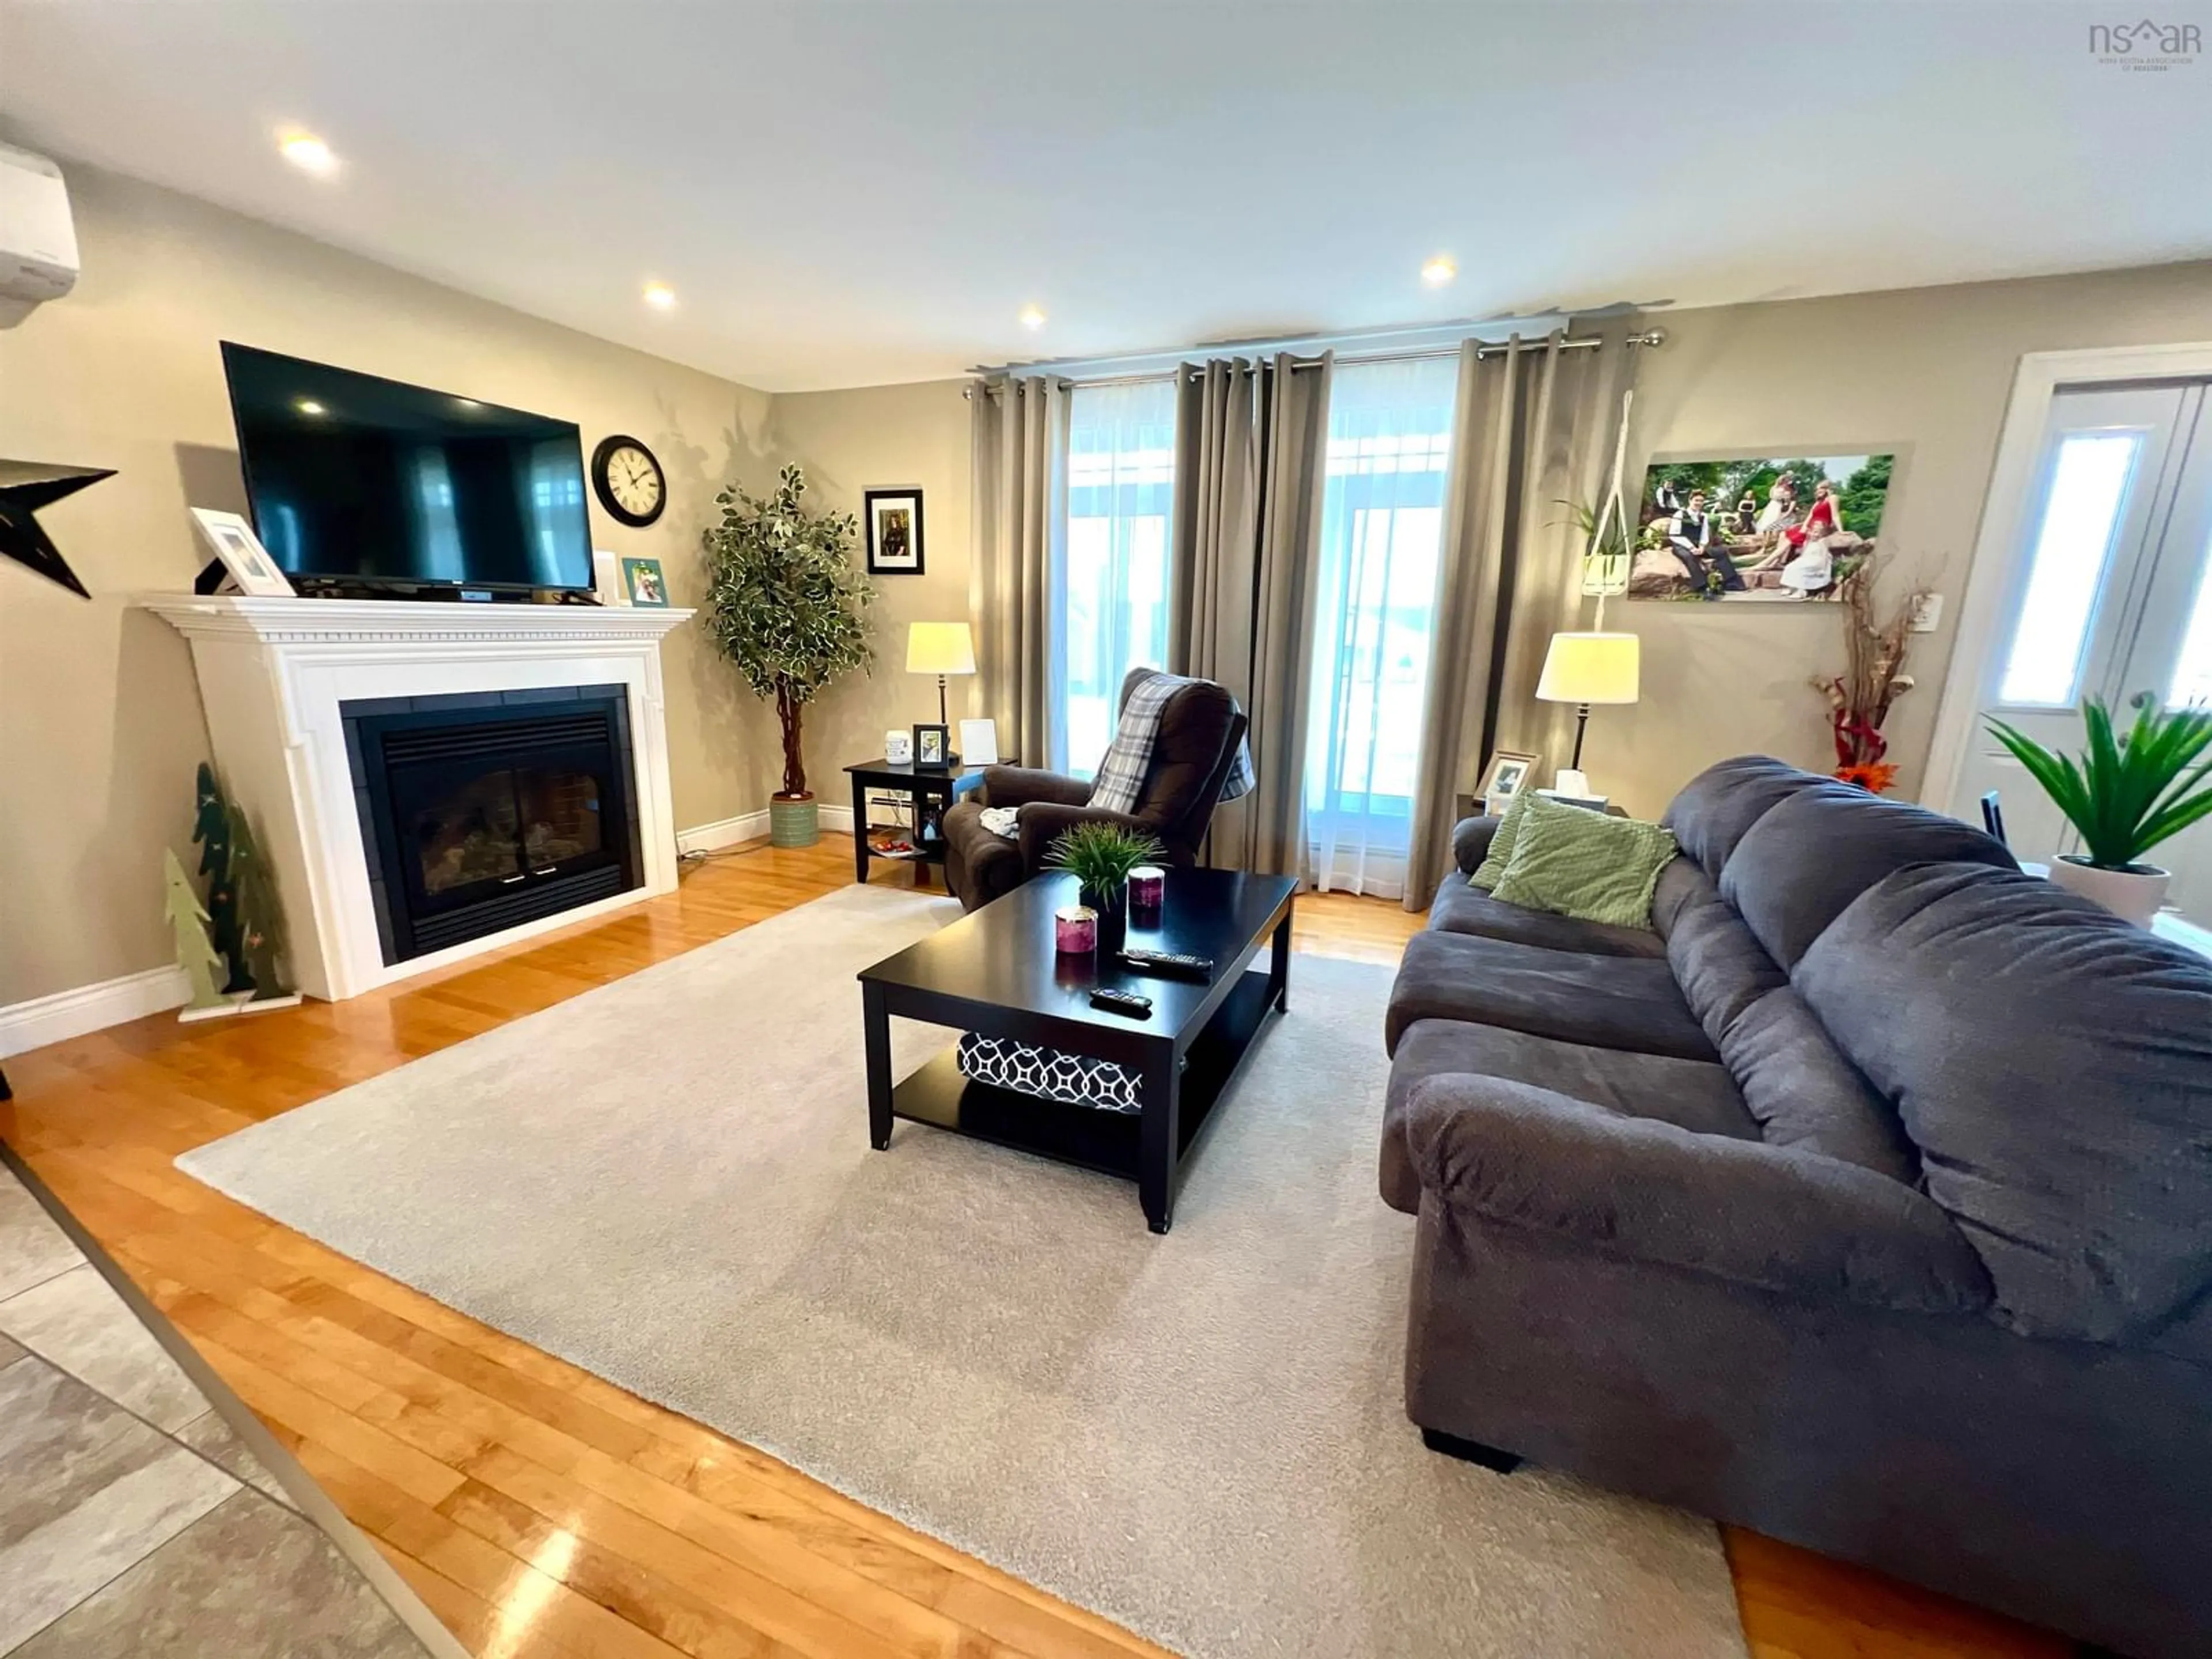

left=221, top=343, right=594, bottom=593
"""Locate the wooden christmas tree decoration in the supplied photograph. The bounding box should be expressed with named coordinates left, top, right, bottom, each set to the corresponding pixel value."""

left=193, top=762, right=248, bottom=993
left=162, top=848, right=230, bottom=1011
left=228, top=804, right=294, bottom=1001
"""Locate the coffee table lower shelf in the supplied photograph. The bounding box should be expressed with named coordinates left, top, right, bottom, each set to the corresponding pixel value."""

left=884, top=968, right=1281, bottom=1214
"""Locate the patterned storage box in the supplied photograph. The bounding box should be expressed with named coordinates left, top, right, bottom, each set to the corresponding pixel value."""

left=955, top=1033, right=1141, bottom=1113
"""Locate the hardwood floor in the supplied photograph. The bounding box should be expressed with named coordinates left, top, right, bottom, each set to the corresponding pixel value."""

left=0, top=837, right=2070, bottom=1659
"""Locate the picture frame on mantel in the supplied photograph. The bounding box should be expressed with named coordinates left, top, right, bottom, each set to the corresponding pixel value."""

left=865, top=488, right=925, bottom=575
left=188, top=507, right=294, bottom=598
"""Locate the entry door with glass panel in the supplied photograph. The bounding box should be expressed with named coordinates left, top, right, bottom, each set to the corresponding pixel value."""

left=1952, top=380, right=2212, bottom=919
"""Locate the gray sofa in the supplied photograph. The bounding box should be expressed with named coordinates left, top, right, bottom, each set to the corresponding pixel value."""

left=1381, top=756, right=2212, bottom=1659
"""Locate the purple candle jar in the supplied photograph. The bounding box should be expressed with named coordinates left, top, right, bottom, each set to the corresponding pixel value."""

left=1055, top=904, right=1099, bottom=955
left=1127, top=865, right=1165, bottom=922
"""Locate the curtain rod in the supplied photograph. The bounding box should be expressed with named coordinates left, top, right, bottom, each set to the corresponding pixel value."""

left=967, top=329, right=1664, bottom=395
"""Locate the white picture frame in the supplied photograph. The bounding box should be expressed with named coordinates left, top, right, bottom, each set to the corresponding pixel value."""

left=957, top=718, right=999, bottom=766
left=188, top=508, right=294, bottom=597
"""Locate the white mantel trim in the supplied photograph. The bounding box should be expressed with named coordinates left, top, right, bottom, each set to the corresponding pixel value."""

left=136, top=594, right=694, bottom=645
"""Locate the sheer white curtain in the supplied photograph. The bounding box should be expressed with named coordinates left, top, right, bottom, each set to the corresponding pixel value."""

left=1060, top=380, right=1177, bottom=775
left=1304, top=357, right=1459, bottom=896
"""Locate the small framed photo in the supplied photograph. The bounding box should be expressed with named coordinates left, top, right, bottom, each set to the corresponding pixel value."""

left=957, top=718, right=999, bottom=766
left=621, top=556, right=669, bottom=607
left=1477, top=749, right=1540, bottom=813
left=912, top=722, right=950, bottom=770
left=865, top=488, right=925, bottom=575
left=188, top=508, right=294, bottom=597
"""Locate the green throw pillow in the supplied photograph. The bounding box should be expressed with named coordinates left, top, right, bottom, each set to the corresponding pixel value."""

left=1469, top=787, right=1535, bottom=890
left=1489, top=790, right=1678, bottom=930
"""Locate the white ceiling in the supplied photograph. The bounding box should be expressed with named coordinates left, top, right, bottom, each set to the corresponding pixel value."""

left=3, top=1, right=2207, bottom=393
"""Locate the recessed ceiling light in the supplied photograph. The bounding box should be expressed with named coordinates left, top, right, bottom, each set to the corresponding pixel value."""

left=1421, top=255, right=1457, bottom=287
left=1018, top=304, right=1047, bottom=330
left=278, top=131, right=338, bottom=176
left=294, top=399, right=326, bottom=416
left=642, top=282, right=677, bottom=311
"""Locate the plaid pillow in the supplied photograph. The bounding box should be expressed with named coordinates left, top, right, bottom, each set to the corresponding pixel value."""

left=1490, top=790, right=1679, bottom=931
left=1469, top=787, right=1536, bottom=890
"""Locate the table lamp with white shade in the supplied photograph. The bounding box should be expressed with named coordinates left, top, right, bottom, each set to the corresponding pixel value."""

left=907, top=620, right=976, bottom=751
left=1535, top=631, right=1640, bottom=798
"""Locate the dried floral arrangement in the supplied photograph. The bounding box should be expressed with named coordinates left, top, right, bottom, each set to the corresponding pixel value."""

left=1810, top=554, right=1933, bottom=793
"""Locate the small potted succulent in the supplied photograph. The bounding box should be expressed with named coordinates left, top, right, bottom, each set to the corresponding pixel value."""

left=1046, top=821, right=1165, bottom=955
left=1986, top=694, right=2212, bottom=926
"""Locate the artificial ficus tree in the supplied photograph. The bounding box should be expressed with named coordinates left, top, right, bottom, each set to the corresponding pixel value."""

left=702, top=464, right=874, bottom=799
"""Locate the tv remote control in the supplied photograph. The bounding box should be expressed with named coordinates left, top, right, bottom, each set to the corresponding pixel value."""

left=1089, top=988, right=1153, bottom=1018
left=1118, top=949, right=1214, bottom=981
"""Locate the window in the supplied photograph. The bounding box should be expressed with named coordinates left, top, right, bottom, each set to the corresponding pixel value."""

left=1997, top=431, right=2141, bottom=706
left=1061, top=380, right=1176, bottom=775
left=1304, top=357, right=1458, bottom=897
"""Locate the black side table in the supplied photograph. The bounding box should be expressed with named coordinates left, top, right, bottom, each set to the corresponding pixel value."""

left=844, top=757, right=1012, bottom=887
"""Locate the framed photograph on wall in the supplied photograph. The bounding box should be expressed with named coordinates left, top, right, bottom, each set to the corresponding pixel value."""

left=188, top=507, right=294, bottom=597
left=1629, top=451, right=1898, bottom=604
left=865, top=488, right=925, bottom=575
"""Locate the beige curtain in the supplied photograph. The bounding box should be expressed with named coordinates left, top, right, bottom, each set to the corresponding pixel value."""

left=1404, top=323, right=1641, bottom=910
left=1168, top=352, right=1333, bottom=876
left=968, top=376, right=1069, bottom=768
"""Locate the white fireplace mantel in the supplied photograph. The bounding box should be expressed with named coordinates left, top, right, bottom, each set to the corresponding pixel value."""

left=141, top=594, right=694, bottom=1002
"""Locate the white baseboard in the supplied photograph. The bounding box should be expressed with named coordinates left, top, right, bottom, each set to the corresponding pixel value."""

left=677, top=804, right=855, bottom=855
left=5, top=808, right=869, bottom=1058
left=0, top=964, right=191, bottom=1059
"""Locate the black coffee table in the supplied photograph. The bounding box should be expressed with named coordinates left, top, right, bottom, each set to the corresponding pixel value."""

left=857, top=868, right=1297, bottom=1232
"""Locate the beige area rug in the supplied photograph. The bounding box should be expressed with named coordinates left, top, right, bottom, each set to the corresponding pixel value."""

left=179, top=882, right=1745, bottom=1658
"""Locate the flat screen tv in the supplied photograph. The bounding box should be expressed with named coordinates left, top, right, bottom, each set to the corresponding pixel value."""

left=221, top=342, right=594, bottom=595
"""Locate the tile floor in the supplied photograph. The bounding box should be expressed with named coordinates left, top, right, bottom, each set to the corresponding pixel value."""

left=0, top=1164, right=434, bottom=1657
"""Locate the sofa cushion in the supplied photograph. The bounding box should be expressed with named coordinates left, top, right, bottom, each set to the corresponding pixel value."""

left=1717, top=987, right=1919, bottom=1181
left=1662, top=755, right=1829, bottom=878
left=1385, top=929, right=1717, bottom=1062
left=1655, top=859, right=1789, bottom=1048
left=1797, top=862, right=2212, bottom=1343
left=1721, top=785, right=2017, bottom=969
left=1382, top=1017, right=1756, bottom=1211
left=1489, top=791, right=1679, bottom=930
left=1469, top=786, right=1535, bottom=888
left=1428, top=872, right=1665, bottom=959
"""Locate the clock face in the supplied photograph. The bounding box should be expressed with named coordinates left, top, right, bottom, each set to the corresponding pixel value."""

left=592, top=435, right=666, bottom=528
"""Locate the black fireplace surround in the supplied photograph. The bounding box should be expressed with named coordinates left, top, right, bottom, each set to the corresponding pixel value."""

left=342, top=687, right=643, bottom=964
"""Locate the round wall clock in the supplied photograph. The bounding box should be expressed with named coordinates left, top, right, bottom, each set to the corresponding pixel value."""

left=591, top=434, right=667, bottom=528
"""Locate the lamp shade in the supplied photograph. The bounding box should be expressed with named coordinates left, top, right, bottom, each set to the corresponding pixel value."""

left=1535, top=631, right=1640, bottom=705
left=906, top=621, right=976, bottom=676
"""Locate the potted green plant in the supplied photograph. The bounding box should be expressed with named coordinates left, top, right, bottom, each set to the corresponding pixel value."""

left=1986, top=694, right=2212, bottom=926
left=703, top=464, right=874, bottom=847
left=1045, top=821, right=1165, bottom=953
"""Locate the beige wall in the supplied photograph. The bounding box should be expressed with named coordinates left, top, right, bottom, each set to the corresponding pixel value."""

left=1597, top=260, right=2212, bottom=819
left=0, top=167, right=786, bottom=1004
left=759, top=380, right=976, bottom=802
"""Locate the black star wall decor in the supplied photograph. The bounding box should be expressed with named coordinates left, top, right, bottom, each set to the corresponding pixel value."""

left=0, top=464, right=115, bottom=599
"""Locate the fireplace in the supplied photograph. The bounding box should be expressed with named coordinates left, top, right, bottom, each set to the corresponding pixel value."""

left=343, top=688, right=643, bottom=964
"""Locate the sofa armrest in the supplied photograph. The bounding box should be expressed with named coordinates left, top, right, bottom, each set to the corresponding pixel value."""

left=1452, top=815, right=1502, bottom=877
left=1016, top=802, right=1165, bottom=870
left=982, top=766, right=1091, bottom=810
left=1403, top=1074, right=1993, bottom=1315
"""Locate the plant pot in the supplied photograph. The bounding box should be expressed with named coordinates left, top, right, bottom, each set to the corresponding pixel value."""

left=769, top=791, right=819, bottom=849
left=1085, top=891, right=1128, bottom=956
left=2048, top=853, right=2169, bottom=926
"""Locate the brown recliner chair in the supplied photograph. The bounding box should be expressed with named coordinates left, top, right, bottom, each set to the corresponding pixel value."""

left=941, top=670, right=1249, bottom=912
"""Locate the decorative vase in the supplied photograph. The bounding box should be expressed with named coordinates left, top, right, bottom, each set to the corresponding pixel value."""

left=2049, top=854, right=2169, bottom=927
left=769, top=791, right=819, bottom=849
